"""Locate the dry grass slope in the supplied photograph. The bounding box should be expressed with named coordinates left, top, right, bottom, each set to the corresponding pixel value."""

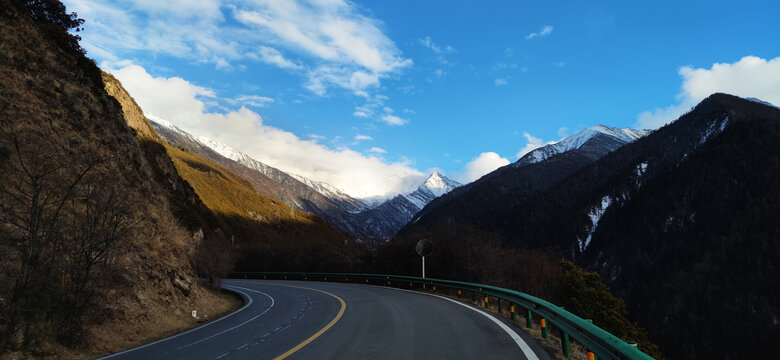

left=0, top=2, right=239, bottom=358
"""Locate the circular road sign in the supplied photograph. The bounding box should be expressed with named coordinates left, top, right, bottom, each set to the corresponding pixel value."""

left=415, top=239, right=432, bottom=257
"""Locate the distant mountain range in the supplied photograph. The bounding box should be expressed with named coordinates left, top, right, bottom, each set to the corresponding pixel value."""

left=390, top=93, right=780, bottom=359
left=408, top=124, right=651, bottom=236
left=148, top=116, right=460, bottom=242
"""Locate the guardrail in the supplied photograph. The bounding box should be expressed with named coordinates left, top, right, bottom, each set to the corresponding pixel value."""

left=224, top=272, right=654, bottom=360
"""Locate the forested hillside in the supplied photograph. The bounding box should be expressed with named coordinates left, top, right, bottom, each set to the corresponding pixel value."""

left=386, top=94, right=780, bottom=359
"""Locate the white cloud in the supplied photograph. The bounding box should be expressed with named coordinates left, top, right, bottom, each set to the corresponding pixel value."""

left=355, top=134, right=372, bottom=141
left=228, top=95, right=275, bottom=107
left=636, top=55, right=780, bottom=129
left=67, top=0, right=411, bottom=97
left=495, top=78, right=507, bottom=86
left=234, top=0, right=411, bottom=96
left=516, top=132, right=548, bottom=158
left=66, top=0, right=237, bottom=65
left=258, top=46, right=303, bottom=70
left=419, top=36, right=441, bottom=53
left=418, top=36, right=455, bottom=54
left=368, top=147, right=386, bottom=154
left=380, top=114, right=408, bottom=126
left=525, top=25, right=554, bottom=40
left=557, top=127, right=569, bottom=138
left=106, top=62, right=425, bottom=198
left=454, top=152, right=510, bottom=183
left=307, top=134, right=326, bottom=140
left=352, top=95, right=402, bottom=126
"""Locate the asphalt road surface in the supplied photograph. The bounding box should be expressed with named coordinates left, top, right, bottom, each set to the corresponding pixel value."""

left=96, top=279, right=554, bottom=360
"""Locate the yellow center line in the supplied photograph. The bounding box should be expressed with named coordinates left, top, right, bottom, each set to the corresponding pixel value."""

left=268, top=283, right=347, bottom=360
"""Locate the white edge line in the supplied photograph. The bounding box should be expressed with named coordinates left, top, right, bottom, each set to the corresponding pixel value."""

left=175, top=286, right=274, bottom=349
left=95, top=286, right=254, bottom=360
left=380, top=285, right=541, bottom=360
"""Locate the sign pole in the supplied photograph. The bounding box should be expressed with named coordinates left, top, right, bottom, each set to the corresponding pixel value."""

left=415, top=239, right=432, bottom=290
left=422, top=255, right=426, bottom=289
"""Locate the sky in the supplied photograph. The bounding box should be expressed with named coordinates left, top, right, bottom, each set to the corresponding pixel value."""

left=64, top=0, right=780, bottom=198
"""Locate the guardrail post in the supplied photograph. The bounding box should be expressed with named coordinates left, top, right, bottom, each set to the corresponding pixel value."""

left=540, top=318, right=548, bottom=339
left=484, top=296, right=489, bottom=308
left=561, top=331, right=571, bottom=360
left=586, top=351, right=595, bottom=360
left=510, top=304, right=516, bottom=321
left=526, top=309, right=533, bottom=329
left=457, top=289, right=462, bottom=299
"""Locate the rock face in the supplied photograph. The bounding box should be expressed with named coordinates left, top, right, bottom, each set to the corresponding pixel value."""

left=149, top=118, right=460, bottom=242
left=102, top=73, right=159, bottom=139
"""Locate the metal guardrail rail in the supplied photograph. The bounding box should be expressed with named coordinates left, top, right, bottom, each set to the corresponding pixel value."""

left=225, top=272, right=655, bottom=360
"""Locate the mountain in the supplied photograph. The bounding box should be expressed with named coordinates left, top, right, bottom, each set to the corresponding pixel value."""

left=355, top=172, right=461, bottom=244
left=117, top=110, right=364, bottom=275
left=148, top=118, right=459, bottom=241
left=0, top=2, right=238, bottom=355
left=406, top=171, right=462, bottom=208
left=406, top=123, right=649, bottom=240
left=390, top=93, right=780, bottom=359
left=516, top=125, right=651, bottom=167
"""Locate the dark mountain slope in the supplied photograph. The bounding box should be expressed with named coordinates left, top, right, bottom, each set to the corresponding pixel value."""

left=398, top=127, right=646, bottom=253
left=576, top=96, right=780, bottom=359
left=389, top=93, right=779, bottom=359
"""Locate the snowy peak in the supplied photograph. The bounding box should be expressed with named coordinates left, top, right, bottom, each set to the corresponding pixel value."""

left=147, top=112, right=363, bottom=207
left=404, top=172, right=461, bottom=209
left=422, top=172, right=461, bottom=195
left=745, top=97, right=778, bottom=109
left=517, top=125, right=651, bottom=166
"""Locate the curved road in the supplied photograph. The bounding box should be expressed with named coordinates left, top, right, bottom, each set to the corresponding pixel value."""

left=98, top=279, right=553, bottom=360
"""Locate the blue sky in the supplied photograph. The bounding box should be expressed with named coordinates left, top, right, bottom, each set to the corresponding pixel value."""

left=65, top=0, right=780, bottom=197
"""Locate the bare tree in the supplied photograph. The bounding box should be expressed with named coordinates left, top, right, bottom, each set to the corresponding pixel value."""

left=0, top=123, right=135, bottom=349
left=56, top=173, right=139, bottom=344
left=0, top=126, right=95, bottom=349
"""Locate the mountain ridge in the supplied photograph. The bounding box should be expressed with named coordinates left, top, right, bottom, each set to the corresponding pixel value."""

left=388, top=93, right=780, bottom=359
left=148, top=116, right=460, bottom=241
left=516, top=125, right=651, bottom=167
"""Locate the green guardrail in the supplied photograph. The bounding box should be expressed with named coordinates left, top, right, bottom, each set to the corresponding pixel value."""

left=223, top=272, right=655, bottom=360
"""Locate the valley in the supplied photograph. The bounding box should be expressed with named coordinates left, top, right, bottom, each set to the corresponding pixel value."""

left=1, top=1, right=778, bottom=359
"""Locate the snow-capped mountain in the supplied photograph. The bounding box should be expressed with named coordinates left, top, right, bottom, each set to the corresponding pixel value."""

left=147, top=114, right=457, bottom=241
left=391, top=93, right=780, bottom=360
left=356, top=172, right=460, bottom=242
left=404, top=172, right=461, bottom=209
left=516, top=125, right=651, bottom=167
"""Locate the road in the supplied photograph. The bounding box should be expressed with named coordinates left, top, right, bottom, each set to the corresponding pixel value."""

left=97, top=279, right=554, bottom=360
